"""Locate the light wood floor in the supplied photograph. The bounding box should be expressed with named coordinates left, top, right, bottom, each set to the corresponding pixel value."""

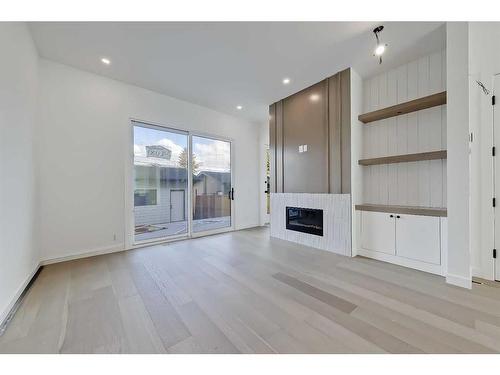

left=2, top=227, right=500, bottom=353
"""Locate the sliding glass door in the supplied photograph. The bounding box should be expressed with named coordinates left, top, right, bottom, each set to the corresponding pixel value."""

left=132, top=122, right=233, bottom=243
left=191, top=135, right=232, bottom=234
left=133, top=121, right=189, bottom=242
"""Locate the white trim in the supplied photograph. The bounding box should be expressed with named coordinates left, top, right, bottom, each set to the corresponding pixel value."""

left=446, top=273, right=472, bottom=289
left=237, top=223, right=260, bottom=230
left=357, top=248, right=445, bottom=276
left=40, top=243, right=125, bottom=265
left=41, top=224, right=261, bottom=267
left=0, top=262, right=41, bottom=327
left=472, top=266, right=485, bottom=278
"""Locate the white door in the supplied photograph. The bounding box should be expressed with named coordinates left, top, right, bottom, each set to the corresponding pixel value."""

left=361, top=211, right=396, bottom=255
left=170, top=190, right=185, bottom=222
left=395, top=214, right=441, bottom=265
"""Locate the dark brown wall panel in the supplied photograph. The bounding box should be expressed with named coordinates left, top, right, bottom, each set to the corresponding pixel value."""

left=328, top=68, right=351, bottom=194
left=269, top=68, right=351, bottom=194
left=275, top=101, right=284, bottom=193
left=282, top=80, right=329, bottom=193
left=340, top=68, right=351, bottom=194
left=269, top=104, right=276, bottom=193
left=328, top=73, right=342, bottom=193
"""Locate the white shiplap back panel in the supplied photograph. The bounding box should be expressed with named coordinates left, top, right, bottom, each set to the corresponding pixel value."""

left=396, top=65, right=409, bottom=206
left=387, top=70, right=398, bottom=205
left=378, top=73, right=389, bottom=205
left=361, top=49, right=447, bottom=208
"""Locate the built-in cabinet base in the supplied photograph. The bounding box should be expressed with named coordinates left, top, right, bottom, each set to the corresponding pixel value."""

left=358, top=210, right=447, bottom=276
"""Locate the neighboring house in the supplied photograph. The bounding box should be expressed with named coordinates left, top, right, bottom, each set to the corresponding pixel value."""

left=134, top=145, right=230, bottom=226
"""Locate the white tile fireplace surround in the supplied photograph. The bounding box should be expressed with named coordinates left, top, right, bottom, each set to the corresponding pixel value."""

left=270, top=193, right=351, bottom=256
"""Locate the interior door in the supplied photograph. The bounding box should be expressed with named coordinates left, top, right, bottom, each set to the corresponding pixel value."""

left=191, top=135, right=233, bottom=234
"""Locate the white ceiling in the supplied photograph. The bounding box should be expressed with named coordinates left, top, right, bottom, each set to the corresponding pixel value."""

left=29, top=22, right=445, bottom=124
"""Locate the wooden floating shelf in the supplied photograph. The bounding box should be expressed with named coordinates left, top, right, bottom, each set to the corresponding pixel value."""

left=355, top=204, right=447, bottom=217
left=358, top=150, right=447, bottom=166
left=358, top=91, right=447, bottom=124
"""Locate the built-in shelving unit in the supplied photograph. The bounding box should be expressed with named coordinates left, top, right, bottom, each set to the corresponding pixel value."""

left=353, top=51, right=448, bottom=276
left=358, top=91, right=446, bottom=124
left=355, top=204, right=447, bottom=217
left=358, top=150, right=447, bottom=166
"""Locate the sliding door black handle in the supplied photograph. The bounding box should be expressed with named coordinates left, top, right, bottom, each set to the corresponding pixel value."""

left=231, top=188, right=235, bottom=200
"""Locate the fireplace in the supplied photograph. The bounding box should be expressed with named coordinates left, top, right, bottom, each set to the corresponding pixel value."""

left=286, top=206, right=323, bottom=236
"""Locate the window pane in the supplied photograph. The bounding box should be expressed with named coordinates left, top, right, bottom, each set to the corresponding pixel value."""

left=133, top=123, right=188, bottom=242
left=192, top=135, right=231, bottom=233
left=134, top=189, right=157, bottom=206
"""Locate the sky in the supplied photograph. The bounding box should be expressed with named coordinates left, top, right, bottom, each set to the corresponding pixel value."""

left=133, top=124, right=230, bottom=172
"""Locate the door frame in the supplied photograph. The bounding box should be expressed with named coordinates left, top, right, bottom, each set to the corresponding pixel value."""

left=125, top=119, right=235, bottom=248
left=494, top=74, right=500, bottom=280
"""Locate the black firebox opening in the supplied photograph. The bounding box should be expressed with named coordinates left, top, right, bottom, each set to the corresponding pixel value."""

left=286, top=206, right=323, bottom=236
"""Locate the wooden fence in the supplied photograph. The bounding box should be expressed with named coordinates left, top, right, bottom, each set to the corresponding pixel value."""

left=193, top=194, right=230, bottom=220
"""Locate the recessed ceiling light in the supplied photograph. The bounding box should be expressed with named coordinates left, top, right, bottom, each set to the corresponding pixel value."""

left=310, top=94, right=320, bottom=102
left=236, top=105, right=243, bottom=110
left=101, top=57, right=111, bottom=65
left=282, top=78, right=291, bottom=85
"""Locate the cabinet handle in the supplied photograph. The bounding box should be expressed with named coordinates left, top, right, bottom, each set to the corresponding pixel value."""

left=389, top=214, right=394, bottom=218
left=396, top=215, right=401, bottom=219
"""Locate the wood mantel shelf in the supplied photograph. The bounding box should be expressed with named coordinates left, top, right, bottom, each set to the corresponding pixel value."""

left=358, top=150, right=447, bottom=166
left=358, top=91, right=447, bottom=124
left=355, top=204, right=447, bottom=217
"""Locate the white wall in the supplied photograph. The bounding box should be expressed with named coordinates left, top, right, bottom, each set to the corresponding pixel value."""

left=350, top=69, right=363, bottom=256
left=37, top=59, right=261, bottom=262
left=446, top=22, right=471, bottom=288
left=0, top=23, right=39, bottom=322
left=361, top=49, right=447, bottom=208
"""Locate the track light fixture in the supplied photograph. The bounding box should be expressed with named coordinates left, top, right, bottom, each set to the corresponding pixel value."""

left=373, top=25, right=387, bottom=64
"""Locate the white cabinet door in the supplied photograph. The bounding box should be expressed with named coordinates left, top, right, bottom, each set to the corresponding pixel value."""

left=395, top=214, right=441, bottom=264
left=361, top=211, right=396, bottom=254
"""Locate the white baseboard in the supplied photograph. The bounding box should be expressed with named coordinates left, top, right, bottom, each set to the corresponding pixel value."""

left=446, top=273, right=472, bottom=289
left=236, top=223, right=261, bottom=230
left=40, top=225, right=263, bottom=266
left=41, top=225, right=264, bottom=266
left=0, top=262, right=41, bottom=330
left=357, top=248, right=444, bottom=276
left=40, top=243, right=125, bottom=265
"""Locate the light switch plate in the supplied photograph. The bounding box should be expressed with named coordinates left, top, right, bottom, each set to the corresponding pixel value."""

left=303, top=144, right=308, bottom=152
left=299, top=145, right=303, bottom=153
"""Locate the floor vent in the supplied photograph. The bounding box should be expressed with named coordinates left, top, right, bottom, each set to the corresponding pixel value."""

left=472, top=276, right=500, bottom=288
